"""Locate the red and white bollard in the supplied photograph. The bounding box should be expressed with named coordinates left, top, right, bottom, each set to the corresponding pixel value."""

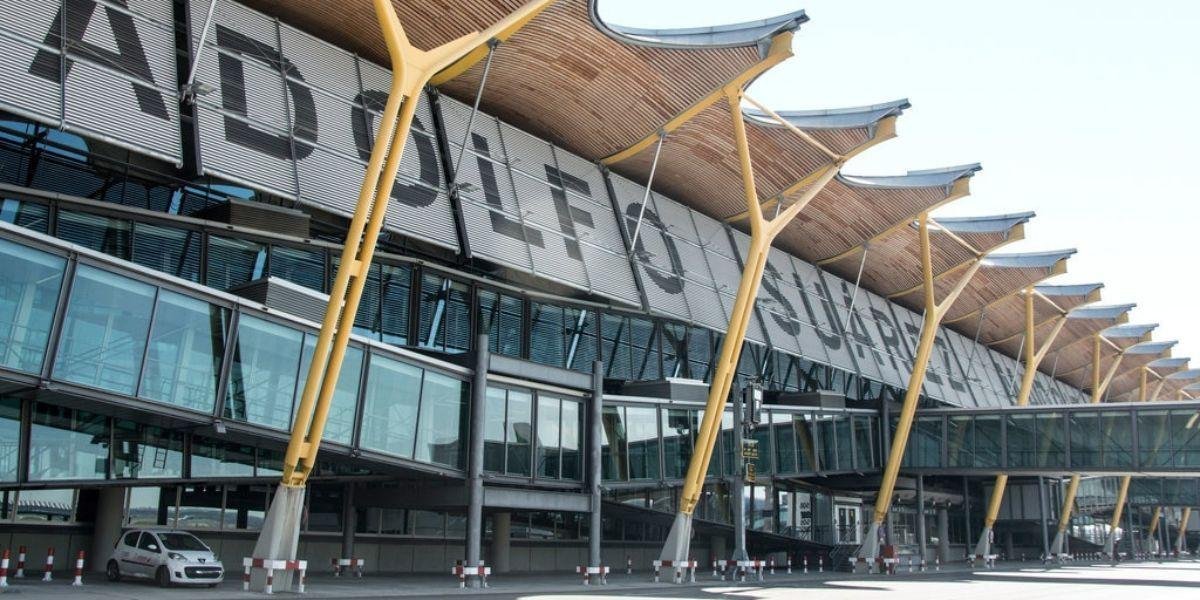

left=818, top=555, right=824, bottom=573
left=935, top=556, right=941, bottom=571
left=626, top=556, right=632, bottom=576
left=42, top=547, right=54, bottom=582
left=786, top=556, right=792, bottom=574
left=15, top=546, right=25, bottom=578
left=72, top=551, right=85, bottom=586
left=803, top=554, right=808, bottom=574
left=1, top=548, right=10, bottom=588
left=769, top=557, right=776, bottom=575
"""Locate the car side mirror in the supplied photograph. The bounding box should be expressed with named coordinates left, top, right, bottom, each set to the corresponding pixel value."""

left=148, top=544, right=158, bottom=552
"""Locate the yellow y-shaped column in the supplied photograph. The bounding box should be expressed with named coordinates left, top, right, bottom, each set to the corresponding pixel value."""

left=974, top=290, right=1068, bottom=563
left=248, top=0, right=552, bottom=589
left=1175, top=507, right=1192, bottom=555
left=659, top=87, right=847, bottom=565
left=858, top=214, right=985, bottom=568
left=1051, top=334, right=1126, bottom=557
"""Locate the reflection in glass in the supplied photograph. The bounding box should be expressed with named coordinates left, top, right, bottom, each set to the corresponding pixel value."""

left=57, top=210, right=131, bottom=259
left=537, top=394, right=561, bottom=479
left=54, top=266, right=155, bottom=394
left=414, top=371, right=466, bottom=468
left=295, top=338, right=361, bottom=445
left=191, top=438, right=255, bottom=478
left=140, top=291, right=227, bottom=413
left=600, top=405, right=627, bottom=481
left=178, top=485, right=223, bottom=529
left=126, top=487, right=173, bottom=527
left=112, top=420, right=184, bottom=479
left=560, top=399, right=581, bottom=480
left=0, top=238, right=64, bottom=373
left=626, top=405, right=660, bottom=480
left=224, top=315, right=303, bottom=430
left=0, top=396, right=21, bottom=481
left=360, top=354, right=421, bottom=458
left=483, top=387, right=507, bottom=473
left=505, top=390, right=532, bottom=476
left=478, top=289, right=522, bottom=358
left=16, top=489, right=75, bottom=522
left=28, top=403, right=108, bottom=481
left=663, top=408, right=696, bottom=479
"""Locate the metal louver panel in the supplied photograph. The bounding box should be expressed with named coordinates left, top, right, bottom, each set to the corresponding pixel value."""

left=0, top=0, right=181, bottom=164
left=190, top=0, right=457, bottom=251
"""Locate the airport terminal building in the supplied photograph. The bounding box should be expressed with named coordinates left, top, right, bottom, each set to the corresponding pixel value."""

left=0, top=0, right=1197, bottom=575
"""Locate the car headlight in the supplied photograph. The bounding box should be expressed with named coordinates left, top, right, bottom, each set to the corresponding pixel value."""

left=168, top=552, right=186, bottom=561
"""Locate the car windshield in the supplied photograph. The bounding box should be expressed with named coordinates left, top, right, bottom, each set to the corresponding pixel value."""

left=157, top=533, right=209, bottom=552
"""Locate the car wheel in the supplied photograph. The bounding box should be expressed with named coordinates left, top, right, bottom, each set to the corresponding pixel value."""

left=156, top=565, right=171, bottom=588
left=106, top=560, right=121, bottom=582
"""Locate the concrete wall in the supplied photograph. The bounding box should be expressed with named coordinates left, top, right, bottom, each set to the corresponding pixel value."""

left=0, top=526, right=93, bottom=574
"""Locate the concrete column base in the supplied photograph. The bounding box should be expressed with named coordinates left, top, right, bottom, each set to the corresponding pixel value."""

left=91, top=487, right=126, bottom=573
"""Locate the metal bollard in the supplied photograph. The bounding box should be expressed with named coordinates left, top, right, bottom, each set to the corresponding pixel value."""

left=42, top=547, right=54, bottom=582
left=72, top=551, right=85, bottom=586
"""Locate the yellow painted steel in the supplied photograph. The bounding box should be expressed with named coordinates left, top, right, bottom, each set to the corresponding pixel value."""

left=1177, top=507, right=1192, bottom=551
left=279, top=0, right=551, bottom=488
left=676, top=88, right=845, bottom=515
left=601, top=33, right=795, bottom=166
left=870, top=214, right=984, bottom=525
left=1150, top=377, right=1168, bottom=401
left=981, top=290, right=1069, bottom=530
left=1055, top=474, right=1081, bottom=535
left=1110, top=476, right=1132, bottom=539
left=1148, top=506, right=1162, bottom=539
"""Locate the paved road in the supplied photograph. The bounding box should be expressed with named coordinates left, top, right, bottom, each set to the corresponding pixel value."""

left=2, top=561, right=1198, bottom=599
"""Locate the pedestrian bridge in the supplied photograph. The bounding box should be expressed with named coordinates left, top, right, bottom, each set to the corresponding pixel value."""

left=900, top=400, right=1200, bottom=477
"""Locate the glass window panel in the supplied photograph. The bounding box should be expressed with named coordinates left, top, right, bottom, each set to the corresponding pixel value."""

left=905, top=416, right=942, bottom=468
left=478, top=289, right=521, bottom=358
left=483, top=387, right=507, bottom=473
left=0, top=198, right=50, bottom=233
left=630, top=318, right=659, bottom=381
left=974, top=415, right=1002, bottom=468
left=627, top=405, right=660, bottom=480
left=1007, top=414, right=1036, bottom=468
left=28, top=403, right=108, bottom=481
left=343, top=260, right=380, bottom=340
left=834, top=415, right=854, bottom=471
left=662, top=408, right=696, bottom=480
left=752, top=424, right=771, bottom=475
left=817, top=415, right=838, bottom=471
left=1138, top=410, right=1170, bottom=468
left=661, top=323, right=686, bottom=379
left=414, top=371, right=467, bottom=468
left=793, top=413, right=816, bottom=472
left=948, top=415, right=974, bottom=468
left=112, top=420, right=184, bottom=479
left=411, top=510, right=444, bottom=537
left=269, top=245, right=325, bottom=292
left=1035, top=412, right=1065, bottom=468
left=360, top=354, right=421, bottom=458
left=530, top=302, right=566, bottom=369
left=602, top=314, right=630, bottom=380
left=560, top=399, right=582, bottom=481
left=0, top=238, right=64, bottom=373
left=505, top=389, right=532, bottom=476
left=716, top=410, right=734, bottom=477
left=853, top=415, right=875, bottom=470
left=600, top=405, right=628, bottom=481
left=54, top=266, right=155, bottom=394
left=205, top=236, right=266, bottom=290
left=126, top=486, right=174, bottom=527
left=379, top=264, right=411, bottom=346
left=139, top=291, right=226, bottom=413
left=131, top=223, right=201, bottom=282
left=224, top=485, right=267, bottom=530
left=224, top=316, right=303, bottom=430
left=190, top=439, right=255, bottom=478
left=16, top=489, right=76, bottom=522
left=295, top=337, right=362, bottom=445
left=0, top=396, right=19, bottom=481
left=177, top=485, right=223, bottom=530
left=1070, top=412, right=1099, bottom=468
left=1171, top=410, right=1200, bottom=467
left=537, top=394, right=561, bottom=479
left=57, top=210, right=130, bottom=260
left=418, top=273, right=471, bottom=354
left=1100, top=411, right=1133, bottom=468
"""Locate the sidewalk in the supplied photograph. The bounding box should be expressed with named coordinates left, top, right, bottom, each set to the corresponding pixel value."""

left=0, top=558, right=1192, bottom=599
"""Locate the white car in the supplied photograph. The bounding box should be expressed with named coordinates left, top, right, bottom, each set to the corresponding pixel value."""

left=106, top=529, right=224, bottom=587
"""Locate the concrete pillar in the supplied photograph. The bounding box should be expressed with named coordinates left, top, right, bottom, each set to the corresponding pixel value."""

left=916, top=476, right=928, bottom=562
left=340, top=484, right=356, bottom=561
left=1037, top=476, right=1050, bottom=559
left=492, top=512, right=511, bottom=573
left=731, top=393, right=748, bottom=562
left=91, top=487, right=126, bottom=572
left=1003, top=531, right=1014, bottom=559
left=588, top=360, right=604, bottom=572
left=963, top=477, right=972, bottom=548
left=936, top=506, right=950, bottom=563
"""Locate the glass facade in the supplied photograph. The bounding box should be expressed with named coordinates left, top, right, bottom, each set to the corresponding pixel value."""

left=54, top=266, right=156, bottom=394
left=140, top=291, right=227, bottom=413
left=224, top=315, right=305, bottom=431
left=0, top=238, right=64, bottom=373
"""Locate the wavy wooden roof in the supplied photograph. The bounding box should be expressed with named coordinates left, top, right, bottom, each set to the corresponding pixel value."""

left=970, top=283, right=1104, bottom=358
left=234, top=0, right=1187, bottom=401
left=1053, top=322, right=1157, bottom=392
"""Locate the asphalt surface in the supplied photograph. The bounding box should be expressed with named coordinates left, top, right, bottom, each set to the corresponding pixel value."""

left=1, top=560, right=1198, bottom=599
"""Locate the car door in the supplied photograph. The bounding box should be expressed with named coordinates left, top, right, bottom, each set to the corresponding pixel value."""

left=116, top=531, right=145, bottom=577
left=136, top=531, right=164, bottom=575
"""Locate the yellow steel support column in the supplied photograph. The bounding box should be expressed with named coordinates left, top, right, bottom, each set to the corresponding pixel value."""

left=1051, top=474, right=1082, bottom=556
left=1107, top=476, right=1132, bottom=558
left=660, top=87, right=847, bottom=565
left=859, top=214, right=984, bottom=565
left=247, top=2, right=552, bottom=587
left=1176, top=507, right=1192, bottom=554
left=280, top=0, right=553, bottom=488
left=976, top=291, right=1067, bottom=560
left=1148, top=506, right=1162, bottom=541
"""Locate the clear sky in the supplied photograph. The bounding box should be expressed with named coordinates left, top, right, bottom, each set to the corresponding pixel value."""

left=600, top=0, right=1200, bottom=364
